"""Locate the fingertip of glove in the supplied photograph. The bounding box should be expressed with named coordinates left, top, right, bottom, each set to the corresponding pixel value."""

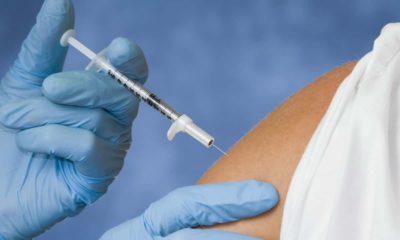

left=38, top=0, right=74, bottom=31
left=40, top=0, right=74, bottom=17
left=42, top=72, right=78, bottom=102
left=263, top=183, right=280, bottom=210
left=245, top=180, right=280, bottom=210
left=42, top=74, right=61, bottom=100
left=108, top=38, right=142, bottom=67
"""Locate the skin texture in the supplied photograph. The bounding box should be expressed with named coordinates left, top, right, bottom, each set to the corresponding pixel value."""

left=198, top=61, right=358, bottom=239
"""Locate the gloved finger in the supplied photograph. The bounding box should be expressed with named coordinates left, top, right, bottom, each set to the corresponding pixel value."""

left=5, top=0, right=74, bottom=88
left=42, top=71, right=139, bottom=125
left=16, top=124, right=126, bottom=178
left=42, top=38, right=148, bottom=124
left=0, top=97, right=127, bottom=144
left=143, top=181, right=279, bottom=237
left=165, top=228, right=262, bottom=240
left=107, top=37, right=148, bottom=84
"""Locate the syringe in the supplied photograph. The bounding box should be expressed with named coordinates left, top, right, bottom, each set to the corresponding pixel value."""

left=60, top=29, right=227, bottom=155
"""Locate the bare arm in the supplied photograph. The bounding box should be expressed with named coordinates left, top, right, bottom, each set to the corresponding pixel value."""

left=198, top=61, right=357, bottom=239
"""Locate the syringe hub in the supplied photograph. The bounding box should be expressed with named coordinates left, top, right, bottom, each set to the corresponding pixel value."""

left=167, top=115, right=214, bottom=148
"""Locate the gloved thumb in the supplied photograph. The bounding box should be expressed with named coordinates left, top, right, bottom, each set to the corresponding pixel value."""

left=7, top=0, right=74, bottom=86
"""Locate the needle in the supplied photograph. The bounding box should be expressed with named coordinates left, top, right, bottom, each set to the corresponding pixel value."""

left=213, top=144, right=229, bottom=157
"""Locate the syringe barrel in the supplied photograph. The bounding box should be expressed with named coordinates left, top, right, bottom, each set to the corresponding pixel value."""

left=95, top=59, right=181, bottom=121
left=60, top=29, right=217, bottom=149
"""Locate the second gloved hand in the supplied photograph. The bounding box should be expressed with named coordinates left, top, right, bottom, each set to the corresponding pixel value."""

left=0, top=0, right=148, bottom=238
left=100, top=181, right=279, bottom=240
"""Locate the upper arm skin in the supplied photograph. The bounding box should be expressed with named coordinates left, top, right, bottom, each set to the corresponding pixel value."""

left=198, top=61, right=357, bottom=239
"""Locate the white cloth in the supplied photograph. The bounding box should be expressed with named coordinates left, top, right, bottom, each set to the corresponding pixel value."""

left=281, top=23, right=400, bottom=240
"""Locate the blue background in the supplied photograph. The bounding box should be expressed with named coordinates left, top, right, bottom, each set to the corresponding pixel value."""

left=1, top=0, right=399, bottom=239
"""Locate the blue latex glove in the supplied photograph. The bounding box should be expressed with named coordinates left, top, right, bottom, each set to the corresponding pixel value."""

left=0, top=0, right=148, bottom=238
left=100, top=181, right=279, bottom=240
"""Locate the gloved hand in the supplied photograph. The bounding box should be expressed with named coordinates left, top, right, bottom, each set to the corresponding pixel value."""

left=100, top=181, right=279, bottom=240
left=0, top=0, right=148, bottom=238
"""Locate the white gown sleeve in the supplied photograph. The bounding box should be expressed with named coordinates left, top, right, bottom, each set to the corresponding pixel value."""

left=281, top=23, right=400, bottom=240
